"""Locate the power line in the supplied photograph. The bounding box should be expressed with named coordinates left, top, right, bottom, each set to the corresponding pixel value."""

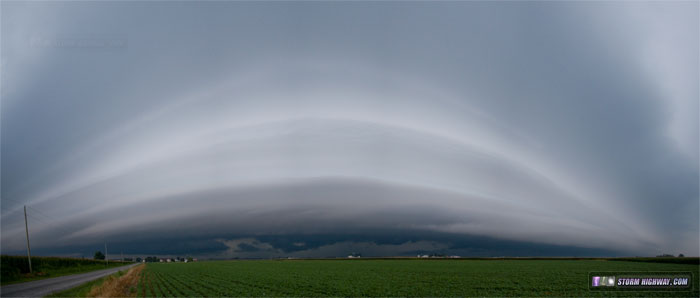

left=2, top=199, right=64, bottom=220
left=26, top=205, right=63, bottom=222
left=25, top=212, right=76, bottom=239
left=27, top=205, right=85, bottom=238
left=10, top=203, right=82, bottom=245
left=1, top=196, right=27, bottom=212
left=11, top=202, right=107, bottom=259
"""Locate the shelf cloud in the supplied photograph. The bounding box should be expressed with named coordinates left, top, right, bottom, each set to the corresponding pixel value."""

left=1, top=2, right=697, bottom=257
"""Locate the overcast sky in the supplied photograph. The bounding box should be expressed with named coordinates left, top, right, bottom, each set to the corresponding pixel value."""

left=1, top=1, right=698, bottom=258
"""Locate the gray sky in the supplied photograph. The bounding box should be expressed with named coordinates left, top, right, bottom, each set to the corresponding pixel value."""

left=1, top=1, right=698, bottom=258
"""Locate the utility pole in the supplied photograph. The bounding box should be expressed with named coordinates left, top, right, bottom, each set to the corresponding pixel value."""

left=24, top=206, right=32, bottom=274
left=105, top=242, right=108, bottom=266
left=121, top=251, right=123, bottom=262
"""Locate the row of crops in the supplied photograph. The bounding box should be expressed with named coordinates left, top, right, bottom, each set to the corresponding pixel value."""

left=137, top=259, right=699, bottom=297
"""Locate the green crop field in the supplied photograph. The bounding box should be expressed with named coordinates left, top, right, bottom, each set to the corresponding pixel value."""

left=137, top=259, right=699, bottom=297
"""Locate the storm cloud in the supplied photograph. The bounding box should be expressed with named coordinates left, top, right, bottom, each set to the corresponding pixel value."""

left=1, top=1, right=698, bottom=257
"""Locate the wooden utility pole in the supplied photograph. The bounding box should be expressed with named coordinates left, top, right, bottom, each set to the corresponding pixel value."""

left=105, top=242, right=108, bottom=266
left=24, top=206, right=32, bottom=273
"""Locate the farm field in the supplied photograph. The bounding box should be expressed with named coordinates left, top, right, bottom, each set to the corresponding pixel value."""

left=137, top=259, right=699, bottom=297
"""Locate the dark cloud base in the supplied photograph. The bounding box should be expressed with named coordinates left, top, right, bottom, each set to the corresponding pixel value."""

left=4, top=230, right=622, bottom=259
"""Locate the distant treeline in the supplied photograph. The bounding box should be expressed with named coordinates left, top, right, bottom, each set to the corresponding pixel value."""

left=144, top=256, right=160, bottom=262
left=610, top=257, right=699, bottom=265
left=1, top=255, right=126, bottom=285
left=140, top=256, right=192, bottom=262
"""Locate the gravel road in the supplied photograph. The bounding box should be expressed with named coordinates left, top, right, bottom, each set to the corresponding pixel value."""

left=0, top=263, right=139, bottom=297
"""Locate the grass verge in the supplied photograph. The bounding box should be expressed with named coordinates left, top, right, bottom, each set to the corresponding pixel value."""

left=47, top=264, right=143, bottom=298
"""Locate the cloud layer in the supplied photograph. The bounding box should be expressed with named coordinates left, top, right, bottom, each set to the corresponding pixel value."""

left=1, top=2, right=698, bottom=257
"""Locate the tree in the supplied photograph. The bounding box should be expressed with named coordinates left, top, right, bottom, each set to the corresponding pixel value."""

left=94, top=251, right=105, bottom=260
left=678, top=254, right=685, bottom=257
left=136, top=257, right=142, bottom=263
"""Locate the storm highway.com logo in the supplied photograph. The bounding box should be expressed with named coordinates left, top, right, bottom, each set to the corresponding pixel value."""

left=590, top=272, right=692, bottom=291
